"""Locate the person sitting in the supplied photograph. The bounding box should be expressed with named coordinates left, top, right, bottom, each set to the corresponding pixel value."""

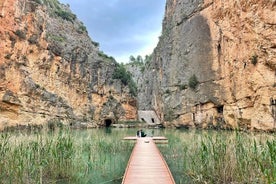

left=136, top=129, right=147, bottom=137
left=141, top=130, right=147, bottom=137
left=136, top=130, right=140, bottom=137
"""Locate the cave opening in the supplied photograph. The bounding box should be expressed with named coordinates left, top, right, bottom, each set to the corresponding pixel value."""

left=104, top=119, right=112, bottom=127
left=217, top=105, right=224, bottom=114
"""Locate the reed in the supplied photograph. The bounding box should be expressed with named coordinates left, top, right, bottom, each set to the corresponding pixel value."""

left=0, top=129, right=133, bottom=183
left=159, top=130, right=276, bottom=184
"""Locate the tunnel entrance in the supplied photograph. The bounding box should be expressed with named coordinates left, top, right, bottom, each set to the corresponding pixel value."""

left=104, top=119, right=112, bottom=127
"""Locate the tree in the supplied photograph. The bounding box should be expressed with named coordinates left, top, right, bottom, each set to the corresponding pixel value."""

left=112, top=64, right=137, bottom=96
left=136, top=55, right=143, bottom=63
left=129, top=55, right=136, bottom=62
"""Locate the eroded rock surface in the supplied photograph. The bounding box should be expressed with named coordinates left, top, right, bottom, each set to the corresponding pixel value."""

left=0, top=0, right=137, bottom=130
left=139, top=0, right=276, bottom=131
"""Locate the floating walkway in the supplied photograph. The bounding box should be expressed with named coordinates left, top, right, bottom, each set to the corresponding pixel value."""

left=122, top=137, right=175, bottom=184
left=123, top=136, right=168, bottom=144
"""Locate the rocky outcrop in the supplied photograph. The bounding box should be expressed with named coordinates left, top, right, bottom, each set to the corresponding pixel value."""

left=0, top=0, right=137, bottom=130
left=140, top=0, right=276, bottom=131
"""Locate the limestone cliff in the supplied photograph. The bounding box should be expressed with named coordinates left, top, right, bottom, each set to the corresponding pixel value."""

left=0, top=0, right=137, bottom=130
left=140, top=0, right=276, bottom=131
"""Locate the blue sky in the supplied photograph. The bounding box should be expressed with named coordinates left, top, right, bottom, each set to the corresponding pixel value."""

left=59, top=0, right=166, bottom=63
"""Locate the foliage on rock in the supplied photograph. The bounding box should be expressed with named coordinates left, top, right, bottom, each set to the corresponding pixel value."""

left=112, top=64, right=137, bottom=97
left=188, top=74, right=199, bottom=90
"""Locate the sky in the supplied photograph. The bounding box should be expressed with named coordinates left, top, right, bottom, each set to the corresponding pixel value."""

left=59, top=0, right=166, bottom=63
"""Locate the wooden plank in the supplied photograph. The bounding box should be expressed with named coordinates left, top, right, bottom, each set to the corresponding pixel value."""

left=123, top=136, right=168, bottom=144
left=122, top=138, right=175, bottom=184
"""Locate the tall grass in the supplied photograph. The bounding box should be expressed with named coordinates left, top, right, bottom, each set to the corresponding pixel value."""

left=159, top=130, right=276, bottom=184
left=1, top=128, right=274, bottom=183
left=0, top=129, right=133, bottom=183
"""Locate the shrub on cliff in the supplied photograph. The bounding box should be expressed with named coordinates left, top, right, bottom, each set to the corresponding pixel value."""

left=251, top=54, right=258, bottom=65
left=113, top=64, right=137, bottom=96
left=14, top=30, right=26, bottom=40
left=55, top=9, right=76, bottom=22
left=188, top=74, right=199, bottom=90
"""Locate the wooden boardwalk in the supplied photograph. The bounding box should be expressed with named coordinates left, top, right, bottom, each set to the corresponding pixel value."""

left=122, top=137, right=175, bottom=184
left=123, top=136, right=168, bottom=144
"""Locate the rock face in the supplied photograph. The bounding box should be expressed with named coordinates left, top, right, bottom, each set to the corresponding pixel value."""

left=0, top=0, right=137, bottom=130
left=140, top=0, right=276, bottom=131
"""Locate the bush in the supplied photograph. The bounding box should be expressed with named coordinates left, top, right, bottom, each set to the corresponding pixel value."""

left=98, top=51, right=114, bottom=60
left=112, top=64, right=131, bottom=85
left=47, top=34, right=65, bottom=42
left=92, top=41, right=99, bottom=47
left=55, top=9, right=76, bottom=22
left=112, top=64, right=137, bottom=96
left=179, top=84, right=187, bottom=90
left=47, top=119, right=64, bottom=130
left=128, top=79, right=138, bottom=97
left=28, top=34, right=38, bottom=44
left=164, top=109, right=174, bottom=121
left=14, top=30, right=26, bottom=39
left=5, top=54, right=12, bottom=59
left=251, top=55, right=258, bottom=65
left=77, top=25, right=87, bottom=34
left=188, top=74, right=199, bottom=89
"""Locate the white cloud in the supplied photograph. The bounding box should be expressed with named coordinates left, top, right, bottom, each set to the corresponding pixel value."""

left=58, top=0, right=165, bottom=64
left=114, top=29, right=161, bottom=63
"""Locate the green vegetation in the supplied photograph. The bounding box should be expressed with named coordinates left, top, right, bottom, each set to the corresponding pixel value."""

left=112, top=63, right=137, bottom=96
left=127, top=54, right=152, bottom=73
left=0, top=129, right=133, bottom=183
left=35, top=0, right=76, bottom=22
left=46, top=0, right=60, bottom=9
left=4, top=54, right=12, bottom=60
left=47, top=33, right=66, bottom=42
left=164, top=109, right=174, bottom=122
left=179, top=84, right=187, bottom=91
left=55, top=9, right=76, bottom=22
left=128, top=54, right=152, bottom=66
left=159, top=131, right=276, bottom=184
left=78, top=25, right=87, bottom=34
left=92, top=41, right=99, bottom=47
left=129, top=55, right=144, bottom=66
left=28, top=34, right=38, bottom=44
left=14, top=30, right=26, bottom=39
left=188, top=74, right=199, bottom=90
left=98, top=51, right=115, bottom=60
left=47, top=119, right=64, bottom=130
left=251, top=54, right=258, bottom=65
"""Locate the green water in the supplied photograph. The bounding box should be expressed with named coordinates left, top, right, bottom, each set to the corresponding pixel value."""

left=1, top=128, right=275, bottom=183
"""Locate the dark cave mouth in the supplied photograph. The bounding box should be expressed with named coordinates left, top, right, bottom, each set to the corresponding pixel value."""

left=104, top=119, right=113, bottom=127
